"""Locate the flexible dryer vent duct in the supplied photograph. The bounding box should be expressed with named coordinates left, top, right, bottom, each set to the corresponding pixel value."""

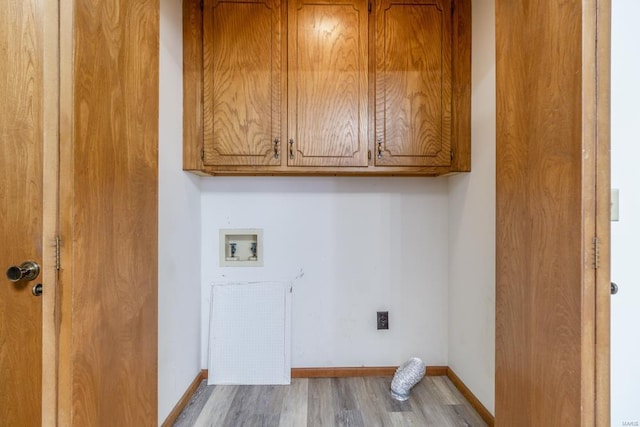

left=390, top=357, right=426, bottom=401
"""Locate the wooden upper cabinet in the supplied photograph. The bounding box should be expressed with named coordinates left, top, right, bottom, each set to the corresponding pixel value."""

left=288, top=0, right=369, bottom=167
left=185, top=0, right=470, bottom=175
left=374, top=0, right=452, bottom=167
left=202, top=0, right=283, bottom=166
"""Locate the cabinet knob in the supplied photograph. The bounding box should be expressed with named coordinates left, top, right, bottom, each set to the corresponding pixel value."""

left=289, top=139, right=295, bottom=159
left=274, top=138, right=280, bottom=159
left=377, top=139, right=383, bottom=159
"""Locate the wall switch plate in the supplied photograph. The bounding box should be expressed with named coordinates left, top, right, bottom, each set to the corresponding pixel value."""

left=377, top=311, right=389, bottom=330
left=611, top=189, right=619, bottom=221
left=219, top=229, right=263, bottom=267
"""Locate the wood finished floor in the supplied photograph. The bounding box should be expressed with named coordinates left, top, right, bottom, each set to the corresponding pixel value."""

left=172, top=376, right=487, bottom=427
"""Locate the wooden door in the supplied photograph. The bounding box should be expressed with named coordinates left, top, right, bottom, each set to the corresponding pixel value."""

left=374, top=0, right=452, bottom=167
left=203, top=0, right=284, bottom=167
left=496, top=0, right=610, bottom=425
left=0, top=0, right=43, bottom=421
left=288, top=0, right=369, bottom=167
left=54, top=0, right=159, bottom=424
left=0, top=0, right=58, bottom=425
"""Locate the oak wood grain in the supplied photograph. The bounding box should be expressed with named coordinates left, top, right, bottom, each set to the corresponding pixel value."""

left=183, top=0, right=204, bottom=171
left=203, top=0, right=284, bottom=166
left=288, top=0, right=369, bottom=167
left=375, top=0, right=452, bottom=167
left=65, top=0, right=159, bottom=424
left=185, top=0, right=470, bottom=176
left=0, top=0, right=44, bottom=424
left=594, top=1, right=611, bottom=423
left=495, top=0, right=607, bottom=425
left=41, top=0, right=60, bottom=425
left=450, top=0, right=471, bottom=172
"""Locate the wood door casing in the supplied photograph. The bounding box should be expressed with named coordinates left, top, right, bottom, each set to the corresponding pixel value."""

left=56, top=0, right=159, bottom=424
left=288, top=0, right=369, bottom=167
left=375, top=0, right=452, bottom=167
left=203, top=0, right=283, bottom=167
left=495, top=0, right=610, bottom=424
left=0, top=0, right=44, bottom=424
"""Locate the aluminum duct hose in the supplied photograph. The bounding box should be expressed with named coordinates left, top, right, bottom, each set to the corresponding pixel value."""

left=390, top=357, right=426, bottom=401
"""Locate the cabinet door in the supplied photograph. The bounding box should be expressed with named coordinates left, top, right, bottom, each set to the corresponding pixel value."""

left=288, top=0, right=369, bottom=167
left=375, top=0, right=452, bottom=167
left=203, top=0, right=283, bottom=166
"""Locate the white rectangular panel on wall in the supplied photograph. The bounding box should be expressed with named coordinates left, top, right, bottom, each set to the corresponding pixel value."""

left=208, top=282, right=291, bottom=385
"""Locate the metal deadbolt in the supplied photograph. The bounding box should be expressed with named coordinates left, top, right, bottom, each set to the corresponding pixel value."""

left=32, top=283, right=43, bottom=297
left=6, top=261, right=40, bottom=282
left=611, top=282, right=619, bottom=295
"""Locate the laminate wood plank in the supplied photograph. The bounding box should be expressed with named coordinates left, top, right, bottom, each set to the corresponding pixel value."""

left=335, top=409, right=365, bottom=427
left=221, top=385, right=263, bottom=426
left=173, top=380, right=216, bottom=427
left=411, top=376, right=459, bottom=406
left=332, top=378, right=365, bottom=427
left=307, top=378, right=336, bottom=426
left=443, top=404, right=487, bottom=427
left=279, top=379, right=309, bottom=427
left=388, top=411, right=429, bottom=427
left=331, top=378, right=359, bottom=411
left=193, top=385, right=238, bottom=427
left=371, top=376, right=413, bottom=413
left=351, top=377, right=393, bottom=427
left=174, top=376, right=488, bottom=426
left=256, top=385, right=286, bottom=423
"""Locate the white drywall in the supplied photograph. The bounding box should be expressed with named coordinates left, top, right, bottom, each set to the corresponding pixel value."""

left=447, top=0, right=496, bottom=414
left=158, top=0, right=202, bottom=422
left=200, top=177, right=449, bottom=368
left=611, top=1, right=640, bottom=424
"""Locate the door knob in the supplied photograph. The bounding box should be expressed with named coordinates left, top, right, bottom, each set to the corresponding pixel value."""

left=6, top=261, right=40, bottom=282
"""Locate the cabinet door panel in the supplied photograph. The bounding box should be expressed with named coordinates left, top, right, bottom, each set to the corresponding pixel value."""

left=203, top=0, right=282, bottom=166
left=288, top=0, right=368, bottom=167
left=375, top=0, right=452, bottom=167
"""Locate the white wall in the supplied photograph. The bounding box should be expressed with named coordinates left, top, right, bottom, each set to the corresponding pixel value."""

left=158, top=0, right=202, bottom=422
left=611, top=1, right=640, bottom=424
left=447, top=0, right=496, bottom=414
left=200, top=177, right=449, bottom=368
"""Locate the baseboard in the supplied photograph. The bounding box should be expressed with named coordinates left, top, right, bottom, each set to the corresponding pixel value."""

left=446, top=367, right=495, bottom=427
left=161, top=370, right=207, bottom=427
left=290, top=365, right=448, bottom=378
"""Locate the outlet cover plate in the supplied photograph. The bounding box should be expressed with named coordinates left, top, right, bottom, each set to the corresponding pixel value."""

left=377, top=311, right=389, bottom=330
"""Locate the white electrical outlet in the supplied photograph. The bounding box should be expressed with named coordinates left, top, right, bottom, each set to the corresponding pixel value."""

left=611, top=189, right=619, bottom=222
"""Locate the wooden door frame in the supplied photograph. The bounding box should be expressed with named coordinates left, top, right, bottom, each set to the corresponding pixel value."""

left=495, top=0, right=611, bottom=424
left=37, top=0, right=611, bottom=424
left=42, top=0, right=60, bottom=425
left=582, top=0, right=611, bottom=423
left=593, top=0, right=611, bottom=423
